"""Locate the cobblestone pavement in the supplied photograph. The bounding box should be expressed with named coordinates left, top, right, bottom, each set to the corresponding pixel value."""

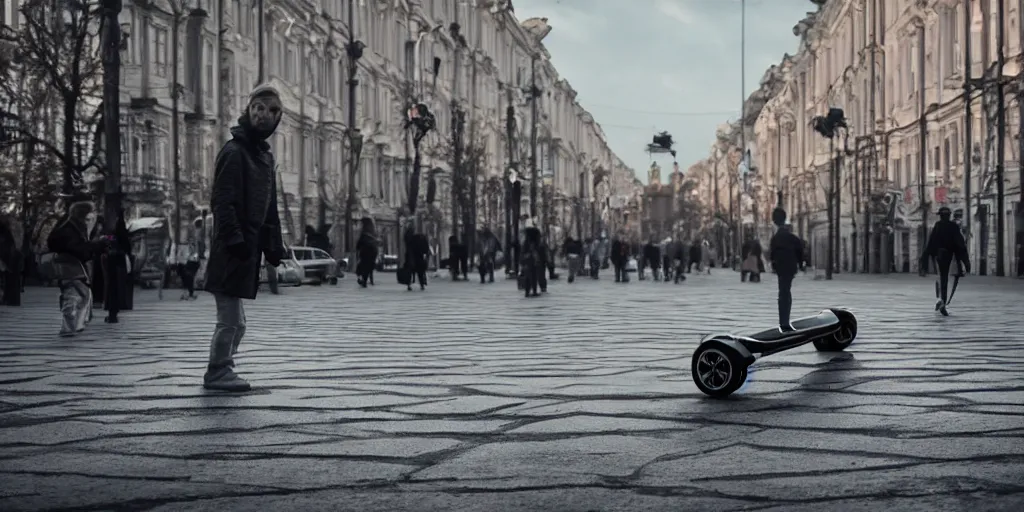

left=1, top=271, right=1022, bottom=511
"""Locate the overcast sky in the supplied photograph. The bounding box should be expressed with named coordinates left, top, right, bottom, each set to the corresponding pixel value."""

left=512, top=0, right=815, bottom=183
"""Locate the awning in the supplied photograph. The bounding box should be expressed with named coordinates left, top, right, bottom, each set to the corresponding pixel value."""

left=127, top=217, right=166, bottom=232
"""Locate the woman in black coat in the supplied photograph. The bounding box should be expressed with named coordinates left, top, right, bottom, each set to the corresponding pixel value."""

left=403, top=228, right=429, bottom=291
left=355, top=217, right=379, bottom=288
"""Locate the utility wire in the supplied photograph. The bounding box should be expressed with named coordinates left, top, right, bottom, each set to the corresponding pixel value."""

left=584, top=103, right=739, bottom=117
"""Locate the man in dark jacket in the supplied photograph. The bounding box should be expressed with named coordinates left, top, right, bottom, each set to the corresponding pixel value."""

left=355, top=217, right=379, bottom=288
left=477, top=227, right=501, bottom=284
left=202, top=85, right=286, bottom=392
left=920, top=206, right=970, bottom=316
left=404, top=227, right=430, bottom=290
left=643, top=238, right=661, bottom=282
left=769, top=208, right=804, bottom=331
left=563, top=236, right=583, bottom=283
left=521, top=226, right=545, bottom=296
left=610, top=236, right=629, bottom=283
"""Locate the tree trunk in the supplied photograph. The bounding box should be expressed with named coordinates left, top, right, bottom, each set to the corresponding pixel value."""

left=62, top=97, right=77, bottom=196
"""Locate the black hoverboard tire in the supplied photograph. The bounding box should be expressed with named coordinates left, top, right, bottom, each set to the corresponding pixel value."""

left=692, top=342, right=748, bottom=398
left=813, top=309, right=857, bottom=352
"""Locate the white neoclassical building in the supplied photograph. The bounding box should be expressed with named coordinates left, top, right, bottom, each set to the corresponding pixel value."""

left=101, top=0, right=636, bottom=254
left=690, top=0, right=1023, bottom=277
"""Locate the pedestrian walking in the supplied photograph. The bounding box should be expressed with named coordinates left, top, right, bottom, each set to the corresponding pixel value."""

left=201, top=84, right=286, bottom=392
left=643, top=237, right=661, bottom=282
left=476, top=227, right=501, bottom=284
left=769, top=207, right=804, bottom=332
left=355, top=217, right=379, bottom=288
left=43, top=198, right=107, bottom=336
left=520, top=224, right=545, bottom=297
left=563, top=236, right=583, bottom=283
left=919, top=206, right=970, bottom=316
left=688, top=241, right=702, bottom=273
left=174, top=234, right=200, bottom=300
left=403, top=227, right=430, bottom=290
left=0, top=214, right=24, bottom=306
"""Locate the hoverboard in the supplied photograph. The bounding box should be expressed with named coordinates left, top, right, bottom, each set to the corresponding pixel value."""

left=691, top=308, right=858, bottom=398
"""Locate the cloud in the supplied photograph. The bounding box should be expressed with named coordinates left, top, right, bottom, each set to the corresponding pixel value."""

left=660, top=73, right=696, bottom=96
left=655, top=0, right=696, bottom=26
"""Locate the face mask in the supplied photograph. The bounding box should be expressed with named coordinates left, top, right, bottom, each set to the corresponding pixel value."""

left=248, top=96, right=282, bottom=135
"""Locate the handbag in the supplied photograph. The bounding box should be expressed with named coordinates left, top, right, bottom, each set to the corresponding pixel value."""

left=397, top=266, right=412, bottom=285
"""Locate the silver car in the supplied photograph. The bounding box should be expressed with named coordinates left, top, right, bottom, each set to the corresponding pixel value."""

left=289, top=246, right=340, bottom=285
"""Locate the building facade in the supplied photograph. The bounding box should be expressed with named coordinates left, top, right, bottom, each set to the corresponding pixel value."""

left=690, top=0, right=1022, bottom=276
left=108, top=0, right=634, bottom=255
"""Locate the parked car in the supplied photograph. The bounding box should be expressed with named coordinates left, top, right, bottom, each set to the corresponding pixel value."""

left=289, top=246, right=340, bottom=285
left=259, top=254, right=304, bottom=286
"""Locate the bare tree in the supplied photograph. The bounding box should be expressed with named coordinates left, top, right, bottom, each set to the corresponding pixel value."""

left=2, top=0, right=105, bottom=196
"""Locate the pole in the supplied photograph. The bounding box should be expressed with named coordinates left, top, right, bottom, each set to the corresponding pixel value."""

left=317, top=115, right=327, bottom=230
left=257, top=0, right=265, bottom=83
left=217, top=0, right=226, bottom=147
left=298, top=39, right=308, bottom=238
left=343, top=0, right=362, bottom=255
left=171, top=11, right=181, bottom=246
left=468, top=57, right=478, bottom=257
left=915, top=23, right=928, bottom=273
left=504, top=86, right=514, bottom=275
left=1018, top=0, right=1024, bottom=275
left=101, top=0, right=123, bottom=315
left=865, top=0, right=877, bottom=273
left=827, top=137, right=835, bottom=280
left=529, top=55, right=539, bottom=219
left=738, top=0, right=746, bottom=255
left=714, top=152, right=721, bottom=258
left=995, top=0, right=1006, bottom=276
left=964, top=0, right=973, bottom=270
left=450, top=19, right=463, bottom=244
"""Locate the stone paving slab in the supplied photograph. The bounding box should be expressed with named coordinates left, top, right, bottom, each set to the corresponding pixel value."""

left=0, top=272, right=1022, bottom=511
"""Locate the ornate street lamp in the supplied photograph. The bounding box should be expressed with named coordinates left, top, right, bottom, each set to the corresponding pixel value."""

left=405, top=102, right=435, bottom=216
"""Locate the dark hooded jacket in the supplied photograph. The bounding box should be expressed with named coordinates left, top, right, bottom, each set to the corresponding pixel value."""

left=923, top=218, right=969, bottom=265
left=204, top=122, right=285, bottom=299
left=404, top=230, right=430, bottom=272
left=522, top=227, right=545, bottom=266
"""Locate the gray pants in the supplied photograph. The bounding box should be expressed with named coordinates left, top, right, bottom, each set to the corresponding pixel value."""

left=59, top=279, right=92, bottom=335
left=208, top=293, right=246, bottom=371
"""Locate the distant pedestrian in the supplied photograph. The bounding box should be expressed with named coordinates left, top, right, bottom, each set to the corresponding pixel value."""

left=643, top=237, right=661, bottom=281
left=201, top=84, right=286, bottom=392
left=520, top=224, right=545, bottom=297
left=563, top=236, right=583, bottom=283
left=355, top=217, right=379, bottom=288
left=404, top=227, right=429, bottom=290
left=769, top=208, right=803, bottom=332
left=476, top=227, right=501, bottom=284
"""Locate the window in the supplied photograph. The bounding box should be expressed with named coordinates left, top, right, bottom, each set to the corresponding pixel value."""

left=943, top=138, right=952, bottom=184
left=204, top=40, right=215, bottom=102
left=154, top=25, right=168, bottom=76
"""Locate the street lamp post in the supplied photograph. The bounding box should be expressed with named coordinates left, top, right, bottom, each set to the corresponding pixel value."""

left=343, top=0, right=364, bottom=256
left=101, top=0, right=128, bottom=318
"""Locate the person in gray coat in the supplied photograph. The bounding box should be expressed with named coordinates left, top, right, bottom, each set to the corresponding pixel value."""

left=202, top=84, right=286, bottom=392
